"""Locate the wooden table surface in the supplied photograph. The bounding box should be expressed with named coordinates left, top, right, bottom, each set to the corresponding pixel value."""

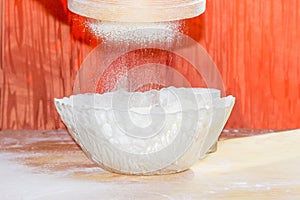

left=0, top=129, right=299, bottom=200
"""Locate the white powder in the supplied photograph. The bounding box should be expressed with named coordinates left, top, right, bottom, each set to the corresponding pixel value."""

left=87, top=21, right=183, bottom=43
left=0, top=153, right=124, bottom=200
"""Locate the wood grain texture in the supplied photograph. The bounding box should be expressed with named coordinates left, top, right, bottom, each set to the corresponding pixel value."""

left=0, top=129, right=264, bottom=175
left=1, top=0, right=299, bottom=130
left=1, top=0, right=92, bottom=129
left=0, top=129, right=299, bottom=199
left=196, top=0, right=300, bottom=129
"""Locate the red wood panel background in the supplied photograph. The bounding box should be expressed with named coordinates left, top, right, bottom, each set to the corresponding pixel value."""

left=1, top=0, right=299, bottom=130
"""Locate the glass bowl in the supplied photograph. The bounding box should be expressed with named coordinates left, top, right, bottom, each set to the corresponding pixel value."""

left=55, top=87, right=235, bottom=175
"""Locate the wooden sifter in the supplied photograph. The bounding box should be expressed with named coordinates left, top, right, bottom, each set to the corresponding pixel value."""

left=67, top=0, right=206, bottom=22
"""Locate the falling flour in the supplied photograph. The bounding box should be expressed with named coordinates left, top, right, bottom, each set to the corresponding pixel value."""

left=87, top=20, right=183, bottom=43
left=65, top=19, right=236, bottom=175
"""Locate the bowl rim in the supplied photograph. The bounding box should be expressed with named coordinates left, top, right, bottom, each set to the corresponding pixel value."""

left=54, top=87, right=235, bottom=115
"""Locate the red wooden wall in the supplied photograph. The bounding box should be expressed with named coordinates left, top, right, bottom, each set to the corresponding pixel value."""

left=1, top=0, right=299, bottom=130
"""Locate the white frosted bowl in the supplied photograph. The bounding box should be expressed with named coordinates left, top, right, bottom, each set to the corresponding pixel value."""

left=55, top=87, right=235, bottom=175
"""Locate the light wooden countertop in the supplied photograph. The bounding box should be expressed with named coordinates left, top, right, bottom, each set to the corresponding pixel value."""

left=0, top=129, right=299, bottom=199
